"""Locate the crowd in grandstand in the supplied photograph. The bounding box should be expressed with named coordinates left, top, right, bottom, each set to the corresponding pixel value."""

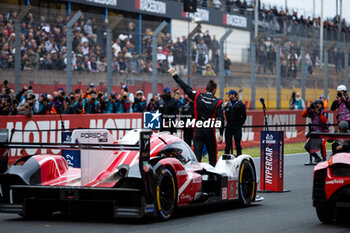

left=0, top=8, right=222, bottom=76
left=0, top=79, right=188, bottom=116
left=1, top=2, right=349, bottom=78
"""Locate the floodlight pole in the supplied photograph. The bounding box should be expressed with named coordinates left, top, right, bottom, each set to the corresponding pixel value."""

left=66, top=11, right=83, bottom=94
left=151, top=21, right=168, bottom=95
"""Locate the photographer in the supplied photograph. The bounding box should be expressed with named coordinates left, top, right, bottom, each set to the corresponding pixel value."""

left=146, top=94, right=159, bottom=111
left=37, top=93, right=52, bottom=115
left=64, top=92, right=76, bottom=114
left=17, top=93, right=36, bottom=117
left=132, top=90, right=146, bottom=113
left=158, top=87, right=179, bottom=134
left=105, top=93, right=123, bottom=113
left=120, top=85, right=133, bottom=113
left=97, top=91, right=106, bottom=113
left=331, top=84, right=350, bottom=124
left=302, top=99, right=329, bottom=165
left=84, top=93, right=99, bottom=114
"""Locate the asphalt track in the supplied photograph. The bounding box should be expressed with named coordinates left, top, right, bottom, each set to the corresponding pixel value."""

left=0, top=153, right=350, bottom=233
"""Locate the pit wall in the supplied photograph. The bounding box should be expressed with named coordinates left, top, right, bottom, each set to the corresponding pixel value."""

left=0, top=110, right=337, bottom=164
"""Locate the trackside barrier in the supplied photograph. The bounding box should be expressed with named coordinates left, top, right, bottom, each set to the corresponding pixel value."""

left=0, top=110, right=338, bottom=164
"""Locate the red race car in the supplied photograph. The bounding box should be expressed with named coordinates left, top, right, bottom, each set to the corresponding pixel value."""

left=0, top=129, right=261, bottom=220
left=312, top=132, right=350, bottom=223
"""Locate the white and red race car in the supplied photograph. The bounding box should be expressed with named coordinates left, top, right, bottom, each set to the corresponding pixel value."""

left=0, top=129, right=261, bottom=220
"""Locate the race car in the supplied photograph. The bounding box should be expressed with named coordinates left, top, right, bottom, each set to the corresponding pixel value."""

left=311, top=132, right=350, bottom=223
left=0, top=128, right=260, bottom=220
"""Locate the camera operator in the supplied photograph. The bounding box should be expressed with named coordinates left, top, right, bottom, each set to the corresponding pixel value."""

left=0, top=96, right=11, bottom=115
left=302, top=99, right=329, bottom=165
left=97, top=91, right=106, bottom=113
left=106, top=93, right=123, bottom=113
left=84, top=83, right=97, bottom=99
left=37, top=93, right=52, bottom=115
left=224, top=89, right=247, bottom=156
left=158, top=86, right=179, bottom=134
left=52, top=89, right=66, bottom=114
left=17, top=93, right=36, bottom=117
left=331, top=84, right=350, bottom=124
left=132, top=90, right=146, bottom=113
left=181, top=94, right=194, bottom=147
left=84, top=93, right=100, bottom=114
left=64, top=92, right=76, bottom=114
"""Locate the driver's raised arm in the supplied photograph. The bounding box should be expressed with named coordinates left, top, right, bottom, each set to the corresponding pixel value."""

left=168, top=67, right=197, bottom=100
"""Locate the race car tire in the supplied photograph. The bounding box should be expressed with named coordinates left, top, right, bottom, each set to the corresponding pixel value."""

left=238, top=159, right=256, bottom=207
left=154, top=166, right=177, bottom=220
left=316, top=205, right=336, bottom=224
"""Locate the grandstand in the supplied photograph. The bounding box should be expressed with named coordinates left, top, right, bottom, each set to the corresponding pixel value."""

left=0, top=0, right=349, bottom=114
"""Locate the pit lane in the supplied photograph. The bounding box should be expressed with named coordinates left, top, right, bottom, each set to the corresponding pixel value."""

left=0, top=153, right=349, bottom=233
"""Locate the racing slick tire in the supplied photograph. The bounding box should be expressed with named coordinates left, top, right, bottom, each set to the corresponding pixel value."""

left=316, top=205, right=336, bottom=224
left=238, top=159, right=256, bottom=207
left=154, top=166, right=177, bottom=220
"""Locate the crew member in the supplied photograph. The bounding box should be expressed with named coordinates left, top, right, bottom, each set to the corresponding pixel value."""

left=302, top=99, right=329, bottom=165
left=224, top=89, right=247, bottom=155
left=168, top=67, right=224, bottom=166
left=331, top=84, right=350, bottom=124
left=158, top=86, right=179, bottom=134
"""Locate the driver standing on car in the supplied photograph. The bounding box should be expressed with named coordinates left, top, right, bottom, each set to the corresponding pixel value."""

left=168, top=67, right=224, bottom=166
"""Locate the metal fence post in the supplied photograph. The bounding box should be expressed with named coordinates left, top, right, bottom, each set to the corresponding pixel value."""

left=276, top=45, right=281, bottom=109
left=151, top=21, right=168, bottom=95
left=186, top=24, right=201, bottom=86
left=66, top=11, right=83, bottom=94
left=300, top=48, right=305, bottom=101
left=345, top=48, right=350, bottom=88
left=301, top=38, right=312, bottom=101
left=106, top=17, right=122, bottom=95
left=14, top=6, right=32, bottom=93
left=324, top=41, right=336, bottom=98
left=250, top=42, right=256, bottom=110
left=324, top=49, right=328, bottom=98
left=219, top=29, right=233, bottom=100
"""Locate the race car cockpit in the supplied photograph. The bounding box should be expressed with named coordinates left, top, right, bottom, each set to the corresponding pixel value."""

left=157, top=141, right=197, bottom=165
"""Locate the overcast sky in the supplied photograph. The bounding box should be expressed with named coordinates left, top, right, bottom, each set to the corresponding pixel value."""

left=260, top=0, right=350, bottom=22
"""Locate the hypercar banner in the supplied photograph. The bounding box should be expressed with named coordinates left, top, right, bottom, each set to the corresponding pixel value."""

left=0, top=110, right=336, bottom=164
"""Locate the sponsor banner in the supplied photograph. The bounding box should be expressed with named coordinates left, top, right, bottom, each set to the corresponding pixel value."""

left=260, top=131, right=284, bottom=192
left=223, top=13, right=248, bottom=28
left=85, top=0, right=117, bottom=6
left=0, top=110, right=335, bottom=164
left=135, top=0, right=166, bottom=15
left=182, top=8, right=210, bottom=22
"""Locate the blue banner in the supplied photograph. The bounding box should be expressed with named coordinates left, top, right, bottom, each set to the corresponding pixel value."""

left=62, top=132, right=81, bottom=168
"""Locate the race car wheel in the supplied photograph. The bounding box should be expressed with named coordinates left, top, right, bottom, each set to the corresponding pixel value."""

left=238, top=159, right=256, bottom=207
left=316, top=204, right=336, bottom=224
left=155, top=166, right=176, bottom=220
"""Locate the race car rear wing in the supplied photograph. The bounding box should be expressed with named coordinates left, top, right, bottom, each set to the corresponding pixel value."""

left=0, top=129, right=153, bottom=184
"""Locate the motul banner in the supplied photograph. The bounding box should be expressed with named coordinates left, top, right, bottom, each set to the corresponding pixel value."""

left=0, top=110, right=336, bottom=164
left=260, top=131, right=284, bottom=192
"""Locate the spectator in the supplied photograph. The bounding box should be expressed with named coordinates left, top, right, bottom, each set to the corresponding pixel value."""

left=173, top=47, right=186, bottom=75
left=84, top=93, right=99, bottom=114
left=224, top=53, right=231, bottom=76
left=195, top=48, right=209, bottom=75
left=257, top=46, right=266, bottom=74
